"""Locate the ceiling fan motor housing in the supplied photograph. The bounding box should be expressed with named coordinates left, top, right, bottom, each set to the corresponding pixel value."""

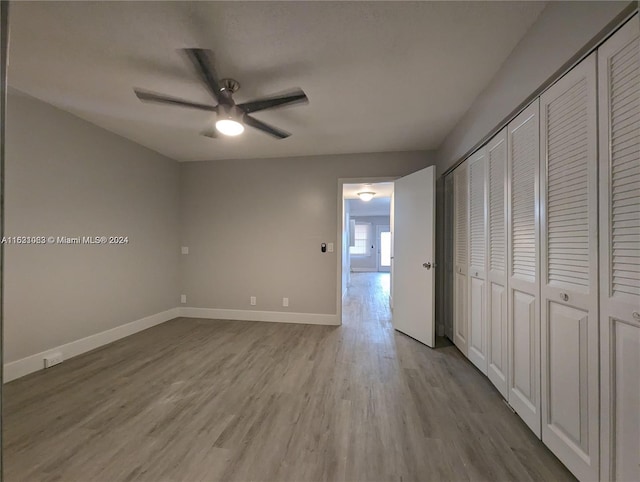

left=220, top=78, right=240, bottom=94
left=218, top=104, right=243, bottom=121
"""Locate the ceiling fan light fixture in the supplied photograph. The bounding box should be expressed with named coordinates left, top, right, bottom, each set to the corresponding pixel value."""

left=215, top=119, right=244, bottom=136
left=357, top=191, right=376, bottom=202
left=215, top=104, right=245, bottom=136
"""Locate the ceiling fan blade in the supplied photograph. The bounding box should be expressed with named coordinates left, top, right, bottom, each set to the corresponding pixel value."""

left=238, top=88, right=309, bottom=114
left=183, top=48, right=226, bottom=104
left=134, top=89, right=217, bottom=112
left=243, top=114, right=291, bottom=139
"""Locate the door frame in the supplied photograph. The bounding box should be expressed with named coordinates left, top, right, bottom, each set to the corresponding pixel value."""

left=336, top=177, right=398, bottom=325
left=376, top=224, right=391, bottom=272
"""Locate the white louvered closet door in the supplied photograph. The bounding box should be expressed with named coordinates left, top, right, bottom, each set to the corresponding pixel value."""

left=507, top=100, right=541, bottom=437
left=598, top=16, right=640, bottom=482
left=486, top=128, right=508, bottom=398
left=445, top=173, right=455, bottom=341
left=453, top=161, right=469, bottom=355
left=540, top=53, right=599, bottom=482
left=468, top=148, right=488, bottom=373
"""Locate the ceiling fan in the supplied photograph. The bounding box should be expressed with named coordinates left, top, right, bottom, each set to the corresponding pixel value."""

left=134, top=48, right=309, bottom=139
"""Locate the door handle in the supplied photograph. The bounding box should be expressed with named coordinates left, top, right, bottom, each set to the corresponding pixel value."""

left=560, top=292, right=569, bottom=302
left=423, top=262, right=432, bottom=269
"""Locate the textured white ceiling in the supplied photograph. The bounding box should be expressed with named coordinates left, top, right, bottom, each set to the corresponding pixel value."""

left=8, top=1, right=545, bottom=162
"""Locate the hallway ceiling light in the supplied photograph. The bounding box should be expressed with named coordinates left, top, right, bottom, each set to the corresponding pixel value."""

left=357, top=191, right=376, bottom=202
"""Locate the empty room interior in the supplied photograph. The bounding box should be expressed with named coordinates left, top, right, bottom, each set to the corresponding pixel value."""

left=0, top=1, right=638, bottom=481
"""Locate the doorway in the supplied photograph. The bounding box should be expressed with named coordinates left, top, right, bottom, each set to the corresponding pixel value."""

left=339, top=180, right=394, bottom=324
left=376, top=225, right=391, bottom=272
left=337, top=166, right=436, bottom=347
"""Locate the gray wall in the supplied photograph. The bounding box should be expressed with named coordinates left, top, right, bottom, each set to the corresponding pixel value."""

left=349, top=215, right=390, bottom=272
left=4, top=91, right=180, bottom=363
left=180, top=151, right=434, bottom=315
left=436, top=0, right=632, bottom=175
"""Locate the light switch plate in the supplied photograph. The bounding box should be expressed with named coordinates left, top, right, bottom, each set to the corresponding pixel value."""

left=181, top=246, right=189, bottom=255
left=328, top=243, right=334, bottom=252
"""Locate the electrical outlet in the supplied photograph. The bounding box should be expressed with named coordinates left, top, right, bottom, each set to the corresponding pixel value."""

left=181, top=246, right=189, bottom=255
left=283, top=297, right=289, bottom=307
left=250, top=296, right=257, bottom=306
left=181, top=294, right=187, bottom=304
left=44, top=352, right=63, bottom=368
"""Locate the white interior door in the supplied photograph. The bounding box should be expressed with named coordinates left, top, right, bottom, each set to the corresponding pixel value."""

left=598, top=16, right=640, bottom=482
left=453, top=162, right=469, bottom=355
left=486, top=128, right=509, bottom=398
left=390, top=191, right=395, bottom=309
left=540, top=52, right=600, bottom=482
left=393, top=165, right=436, bottom=347
left=468, top=147, right=488, bottom=374
left=507, top=99, right=541, bottom=437
left=377, top=225, right=391, bottom=272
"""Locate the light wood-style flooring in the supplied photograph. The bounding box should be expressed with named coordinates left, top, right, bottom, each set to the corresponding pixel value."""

left=4, top=273, right=574, bottom=481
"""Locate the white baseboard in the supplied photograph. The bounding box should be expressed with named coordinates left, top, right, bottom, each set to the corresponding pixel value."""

left=4, top=307, right=338, bottom=383
left=179, top=307, right=339, bottom=326
left=350, top=268, right=376, bottom=272
left=4, top=308, right=180, bottom=383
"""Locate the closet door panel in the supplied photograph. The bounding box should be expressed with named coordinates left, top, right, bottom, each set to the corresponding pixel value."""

left=486, top=129, right=508, bottom=397
left=540, top=52, right=598, bottom=482
left=469, top=277, right=484, bottom=358
left=547, top=302, right=589, bottom=445
left=454, top=271, right=468, bottom=353
left=612, top=321, right=640, bottom=482
left=489, top=281, right=506, bottom=391
left=512, top=289, right=536, bottom=407
left=468, top=149, right=488, bottom=373
left=598, top=15, right=640, bottom=482
left=507, top=100, right=541, bottom=437
left=453, top=162, right=469, bottom=355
